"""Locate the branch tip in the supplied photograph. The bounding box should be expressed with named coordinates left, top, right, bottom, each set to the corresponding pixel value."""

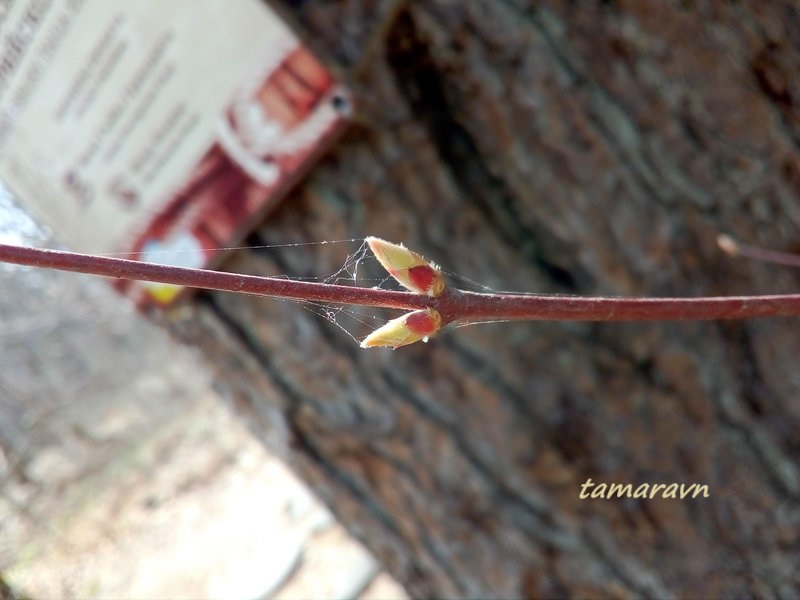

left=716, top=234, right=740, bottom=257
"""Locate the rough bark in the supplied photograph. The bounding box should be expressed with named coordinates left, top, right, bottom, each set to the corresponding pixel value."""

left=170, top=1, right=800, bottom=597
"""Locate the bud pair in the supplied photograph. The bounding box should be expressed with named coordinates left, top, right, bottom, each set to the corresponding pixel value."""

left=361, top=237, right=445, bottom=349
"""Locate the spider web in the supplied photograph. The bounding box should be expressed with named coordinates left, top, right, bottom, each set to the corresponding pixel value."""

left=98, top=237, right=411, bottom=346
left=249, top=238, right=403, bottom=346
left=45, top=236, right=545, bottom=345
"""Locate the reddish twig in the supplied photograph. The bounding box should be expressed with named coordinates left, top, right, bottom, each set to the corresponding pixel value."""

left=437, top=290, right=800, bottom=323
left=0, top=242, right=424, bottom=311
left=2, top=241, right=800, bottom=328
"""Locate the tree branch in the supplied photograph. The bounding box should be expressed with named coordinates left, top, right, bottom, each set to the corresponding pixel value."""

left=3, top=242, right=800, bottom=329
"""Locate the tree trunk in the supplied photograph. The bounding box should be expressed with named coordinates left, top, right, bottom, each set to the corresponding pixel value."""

left=170, top=1, right=800, bottom=597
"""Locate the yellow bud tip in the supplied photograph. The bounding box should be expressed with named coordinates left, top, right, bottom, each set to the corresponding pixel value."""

left=365, top=236, right=445, bottom=296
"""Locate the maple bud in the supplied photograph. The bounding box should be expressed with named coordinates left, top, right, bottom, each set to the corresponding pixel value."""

left=360, top=308, right=443, bottom=349
left=366, top=236, right=445, bottom=297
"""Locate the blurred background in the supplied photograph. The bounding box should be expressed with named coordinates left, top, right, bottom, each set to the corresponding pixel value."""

left=4, top=0, right=800, bottom=598
left=0, top=188, right=406, bottom=598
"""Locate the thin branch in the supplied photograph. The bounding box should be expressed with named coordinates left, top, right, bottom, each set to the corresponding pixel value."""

left=717, top=233, right=800, bottom=269
left=3, top=242, right=800, bottom=326
left=0, top=242, right=426, bottom=311
left=438, top=290, right=800, bottom=323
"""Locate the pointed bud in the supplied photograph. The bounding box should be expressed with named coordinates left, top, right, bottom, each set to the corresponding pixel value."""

left=716, top=234, right=740, bottom=257
left=366, top=236, right=445, bottom=297
left=360, top=308, right=443, bottom=349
